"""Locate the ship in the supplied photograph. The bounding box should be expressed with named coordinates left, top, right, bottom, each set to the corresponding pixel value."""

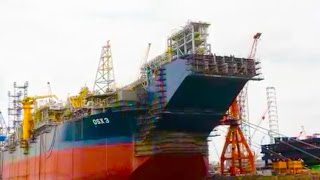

left=0, top=21, right=261, bottom=179
left=261, top=136, right=320, bottom=167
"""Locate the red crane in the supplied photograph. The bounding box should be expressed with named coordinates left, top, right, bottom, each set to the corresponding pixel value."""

left=249, top=33, right=262, bottom=59
left=220, top=33, right=262, bottom=176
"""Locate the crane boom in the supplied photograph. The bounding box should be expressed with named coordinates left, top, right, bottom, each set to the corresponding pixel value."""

left=143, top=43, right=151, bottom=64
left=248, top=32, right=262, bottom=59
left=250, top=108, right=268, bottom=140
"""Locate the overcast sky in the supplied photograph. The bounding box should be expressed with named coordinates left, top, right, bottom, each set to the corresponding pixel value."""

left=0, top=0, right=319, bottom=161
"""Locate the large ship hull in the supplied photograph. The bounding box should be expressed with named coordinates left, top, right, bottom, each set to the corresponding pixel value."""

left=0, top=77, right=249, bottom=179
left=1, top=110, right=210, bottom=179
left=0, top=46, right=259, bottom=178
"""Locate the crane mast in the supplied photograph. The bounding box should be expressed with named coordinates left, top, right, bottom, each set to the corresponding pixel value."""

left=239, top=32, right=262, bottom=140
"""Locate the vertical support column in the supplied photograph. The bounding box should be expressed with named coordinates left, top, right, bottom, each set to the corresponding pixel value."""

left=266, top=87, right=280, bottom=144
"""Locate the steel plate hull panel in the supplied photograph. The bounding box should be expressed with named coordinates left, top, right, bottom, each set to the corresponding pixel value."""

left=2, top=143, right=134, bottom=180
left=131, top=153, right=208, bottom=180
left=2, top=144, right=208, bottom=180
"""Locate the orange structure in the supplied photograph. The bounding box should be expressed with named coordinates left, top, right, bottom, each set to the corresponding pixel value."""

left=220, top=101, right=255, bottom=175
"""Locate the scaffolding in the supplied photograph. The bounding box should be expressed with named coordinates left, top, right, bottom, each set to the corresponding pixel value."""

left=93, top=40, right=116, bottom=94
left=238, top=84, right=251, bottom=144
left=266, top=86, right=280, bottom=144
left=7, top=81, right=28, bottom=131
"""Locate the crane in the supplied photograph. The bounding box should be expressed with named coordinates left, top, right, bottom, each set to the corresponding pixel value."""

left=220, top=32, right=262, bottom=176
left=248, top=32, right=262, bottom=59
left=220, top=101, right=255, bottom=176
left=239, top=32, right=263, bottom=133
left=21, top=95, right=58, bottom=141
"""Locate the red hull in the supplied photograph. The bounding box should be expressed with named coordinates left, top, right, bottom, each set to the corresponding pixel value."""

left=2, top=143, right=208, bottom=179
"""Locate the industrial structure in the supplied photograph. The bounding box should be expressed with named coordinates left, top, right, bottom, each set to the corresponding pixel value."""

left=93, top=40, right=116, bottom=94
left=0, top=21, right=318, bottom=179
left=0, top=21, right=262, bottom=179
left=266, top=86, right=280, bottom=144
left=219, top=32, right=263, bottom=176
left=238, top=32, right=262, bottom=141
left=7, top=81, right=28, bottom=130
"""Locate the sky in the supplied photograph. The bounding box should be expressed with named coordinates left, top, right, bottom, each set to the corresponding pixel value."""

left=0, top=0, right=319, bottom=162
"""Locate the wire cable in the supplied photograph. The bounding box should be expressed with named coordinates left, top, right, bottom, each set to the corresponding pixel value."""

left=243, top=121, right=320, bottom=160
left=218, top=126, right=289, bottom=160
left=243, top=121, right=320, bottom=150
left=250, top=142, right=289, bottom=160
left=279, top=141, right=320, bottom=161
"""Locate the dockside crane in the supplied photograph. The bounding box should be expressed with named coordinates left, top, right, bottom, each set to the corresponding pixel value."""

left=220, top=101, right=255, bottom=176
left=220, top=33, right=262, bottom=176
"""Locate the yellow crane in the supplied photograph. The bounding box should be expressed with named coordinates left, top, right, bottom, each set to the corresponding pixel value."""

left=21, top=95, right=58, bottom=141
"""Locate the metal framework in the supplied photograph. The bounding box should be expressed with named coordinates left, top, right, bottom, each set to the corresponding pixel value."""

left=167, top=21, right=211, bottom=58
left=8, top=81, right=28, bottom=130
left=220, top=101, right=255, bottom=175
left=238, top=32, right=263, bottom=142
left=143, top=21, right=212, bottom=73
left=93, top=40, right=115, bottom=94
left=266, top=86, right=280, bottom=143
left=238, top=84, right=251, bottom=143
